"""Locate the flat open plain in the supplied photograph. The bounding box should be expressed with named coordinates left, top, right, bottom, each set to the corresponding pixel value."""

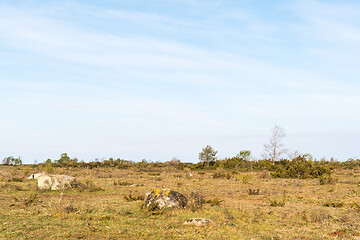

left=1, top=165, right=359, bottom=239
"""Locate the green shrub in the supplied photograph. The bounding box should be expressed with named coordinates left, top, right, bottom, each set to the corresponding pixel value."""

left=271, top=156, right=333, bottom=179
left=190, top=160, right=217, bottom=170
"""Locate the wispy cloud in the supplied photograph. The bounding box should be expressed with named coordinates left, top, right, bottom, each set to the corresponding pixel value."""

left=0, top=5, right=338, bottom=90
left=0, top=1, right=359, bottom=162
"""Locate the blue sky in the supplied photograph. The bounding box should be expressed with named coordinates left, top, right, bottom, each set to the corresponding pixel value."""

left=1, top=0, right=359, bottom=163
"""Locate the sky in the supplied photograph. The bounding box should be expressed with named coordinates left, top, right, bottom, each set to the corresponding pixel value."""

left=0, top=0, right=360, bottom=163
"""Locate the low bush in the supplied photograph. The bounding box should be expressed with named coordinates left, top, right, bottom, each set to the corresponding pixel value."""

left=271, top=156, right=333, bottom=179
left=248, top=188, right=260, bottom=195
left=212, top=172, right=231, bottom=179
left=187, top=190, right=204, bottom=212
left=318, top=173, right=338, bottom=185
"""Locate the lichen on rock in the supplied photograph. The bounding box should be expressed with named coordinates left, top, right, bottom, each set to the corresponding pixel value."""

left=144, top=189, right=187, bottom=209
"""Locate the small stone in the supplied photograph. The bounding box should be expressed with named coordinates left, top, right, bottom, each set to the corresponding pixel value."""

left=183, top=218, right=212, bottom=226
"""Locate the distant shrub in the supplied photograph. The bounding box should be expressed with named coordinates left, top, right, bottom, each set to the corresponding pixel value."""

left=222, top=151, right=253, bottom=170
left=165, top=158, right=186, bottom=170
left=174, top=164, right=185, bottom=170
left=190, top=160, right=217, bottom=170
left=271, top=155, right=333, bottom=179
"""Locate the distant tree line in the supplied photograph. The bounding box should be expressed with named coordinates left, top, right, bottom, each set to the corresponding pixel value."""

left=2, top=151, right=360, bottom=179
left=2, top=126, right=359, bottom=179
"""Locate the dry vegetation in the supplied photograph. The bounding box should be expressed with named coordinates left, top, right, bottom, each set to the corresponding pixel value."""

left=1, top=165, right=360, bottom=239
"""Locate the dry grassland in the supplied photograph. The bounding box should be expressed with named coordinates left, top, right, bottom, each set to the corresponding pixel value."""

left=0, top=165, right=360, bottom=239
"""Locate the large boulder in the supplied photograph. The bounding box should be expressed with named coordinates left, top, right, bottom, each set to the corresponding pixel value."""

left=27, top=172, right=46, bottom=180
left=38, top=175, right=75, bottom=190
left=144, top=189, right=187, bottom=209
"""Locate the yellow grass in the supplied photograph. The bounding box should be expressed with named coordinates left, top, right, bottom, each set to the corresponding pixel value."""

left=0, top=165, right=359, bottom=239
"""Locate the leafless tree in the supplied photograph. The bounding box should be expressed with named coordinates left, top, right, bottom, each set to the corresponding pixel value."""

left=263, top=125, right=287, bottom=162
